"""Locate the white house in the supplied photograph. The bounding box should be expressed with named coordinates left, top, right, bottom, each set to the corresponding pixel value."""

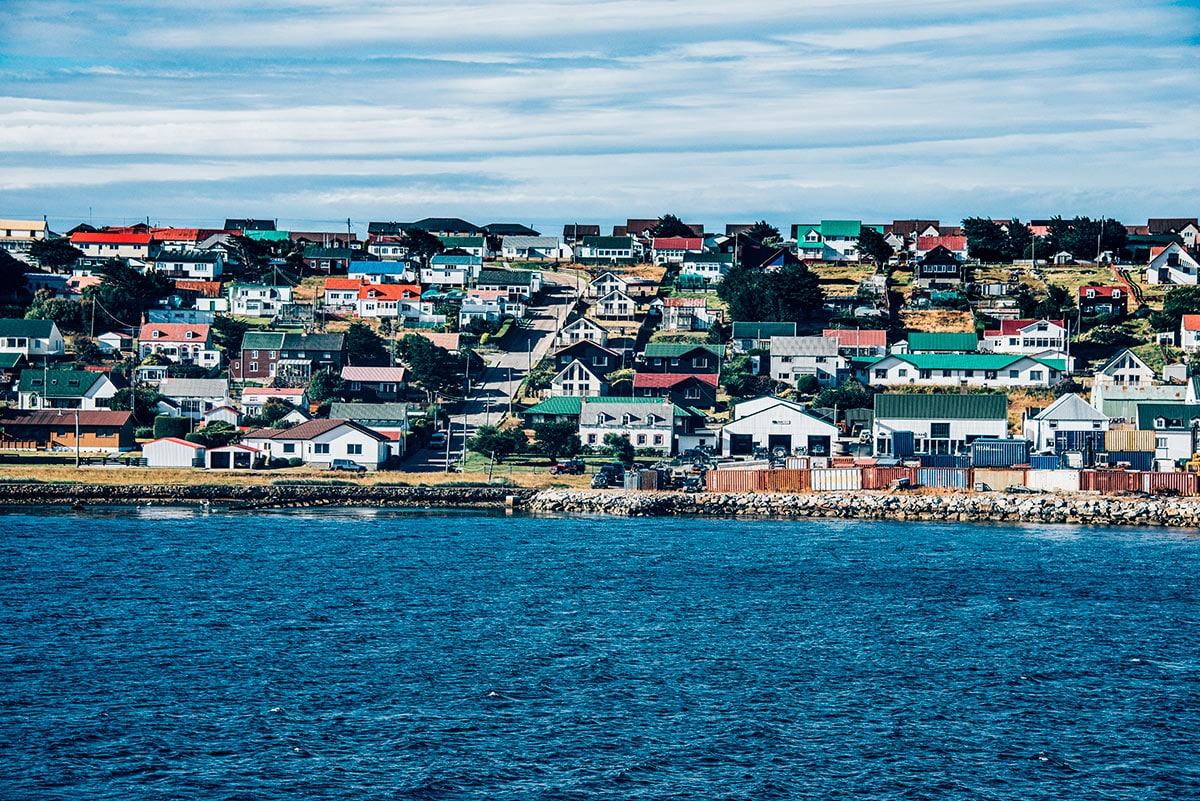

left=422, top=255, right=481, bottom=287
left=500, top=236, right=566, bottom=260
left=138, top=323, right=221, bottom=368
left=578, top=398, right=677, bottom=455
left=864, top=353, right=1062, bottom=389
left=576, top=236, right=643, bottom=264
left=0, top=319, right=65, bottom=358
left=149, top=251, right=224, bottom=281
left=229, top=284, right=294, bottom=318
left=142, top=437, right=206, bottom=468
left=1136, top=403, right=1200, bottom=464
left=157, top=378, right=232, bottom=419
left=719, top=396, right=839, bottom=457
left=592, top=290, right=637, bottom=320
left=17, top=369, right=119, bottom=411
left=242, top=418, right=390, bottom=470
left=96, top=331, right=134, bottom=355
left=981, top=319, right=1067, bottom=355
left=872, top=393, right=1009, bottom=457
left=240, top=387, right=308, bottom=416
left=678, top=252, right=733, bottom=286
left=550, top=360, right=609, bottom=397
left=587, top=271, right=630, bottom=299
left=200, top=405, right=240, bottom=428
left=0, top=218, right=48, bottom=262
left=651, top=297, right=717, bottom=332
left=1145, top=242, right=1200, bottom=285
left=1022, top=393, right=1110, bottom=453
left=556, top=317, right=609, bottom=348
left=650, top=237, right=704, bottom=265
left=1181, top=315, right=1200, bottom=352
left=768, top=336, right=845, bottom=387
left=1091, top=349, right=1156, bottom=387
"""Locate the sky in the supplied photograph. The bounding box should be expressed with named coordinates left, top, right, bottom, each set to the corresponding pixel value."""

left=2, top=0, right=1198, bottom=236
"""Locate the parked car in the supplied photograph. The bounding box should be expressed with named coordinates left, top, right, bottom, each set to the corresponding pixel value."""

left=329, top=459, right=366, bottom=474
left=550, top=457, right=586, bottom=475
left=428, top=431, right=447, bottom=448
left=590, top=472, right=611, bottom=489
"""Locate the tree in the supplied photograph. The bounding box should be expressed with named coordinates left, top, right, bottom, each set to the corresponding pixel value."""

left=856, top=226, right=894, bottom=269
left=403, top=229, right=445, bottom=265
left=25, top=290, right=83, bottom=332
left=29, top=238, right=83, bottom=270
left=307, top=370, right=345, bottom=405
left=1043, top=216, right=1128, bottom=261
left=1032, top=284, right=1074, bottom=320
left=398, top=333, right=464, bottom=400
left=109, top=386, right=162, bottom=427
left=962, top=217, right=1012, bottom=262
left=1005, top=219, right=1033, bottom=260
left=813, top=380, right=873, bottom=411
left=345, top=321, right=390, bottom=366
left=0, top=250, right=30, bottom=304
left=651, top=214, right=697, bottom=238
left=210, top=316, right=252, bottom=355
left=533, top=419, right=581, bottom=461
left=72, top=336, right=105, bottom=367
left=1156, top=286, right=1200, bottom=330
left=89, top=260, right=172, bottom=328
left=185, top=421, right=241, bottom=448
left=467, top=424, right=527, bottom=462
left=717, top=262, right=825, bottom=325
left=601, top=432, right=634, bottom=463
left=722, top=354, right=784, bottom=399
left=244, top=400, right=298, bottom=428
left=745, top=220, right=780, bottom=244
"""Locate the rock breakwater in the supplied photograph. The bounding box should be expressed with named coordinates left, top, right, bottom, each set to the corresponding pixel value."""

left=526, top=489, right=1200, bottom=527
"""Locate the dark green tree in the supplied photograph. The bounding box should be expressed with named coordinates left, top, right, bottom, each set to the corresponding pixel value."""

left=601, top=432, right=635, bottom=463
left=25, top=290, right=83, bottom=332
left=403, top=229, right=445, bottom=265
left=0, top=250, right=30, bottom=302
left=89, top=260, right=173, bottom=328
left=533, top=419, right=581, bottom=461
left=1156, top=285, right=1200, bottom=330
left=71, top=336, right=105, bottom=366
left=210, top=316, right=252, bottom=354
left=1005, top=219, right=1033, bottom=260
left=1032, top=284, right=1074, bottom=320
left=721, top=354, right=783, bottom=399
left=29, top=238, right=83, bottom=270
left=345, top=320, right=390, bottom=366
left=813, top=380, right=873, bottom=411
left=651, top=214, right=697, bottom=238
left=110, top=386, right=163, bottom=427
left=307, top=370, right=345, bottom=404
left=962, top=217, right=1012, bottom=262
left=467, top=424, right=527, bottom=462
left=745, top=220, right=780, bottom=244
left=762, top=262, right=825, bottom=322
left=856, top=226, right=894, bottom=268
left=398, top=333, right=464, bottom=400
left=185, top=421, right=241, bottom=448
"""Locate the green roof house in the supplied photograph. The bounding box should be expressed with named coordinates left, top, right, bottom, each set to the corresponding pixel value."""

left=0, top=318, right=65, bottom=358
left=17, top=368, right=120, bottom=410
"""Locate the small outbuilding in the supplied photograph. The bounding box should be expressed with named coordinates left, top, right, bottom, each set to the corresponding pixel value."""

left=142, top=437, right=206, bottom=468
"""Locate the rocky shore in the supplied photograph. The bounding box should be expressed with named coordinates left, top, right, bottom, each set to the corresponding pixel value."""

left=526, top=489, right=1200, bottom=527
left=1, top=483, right=1198, bottom=528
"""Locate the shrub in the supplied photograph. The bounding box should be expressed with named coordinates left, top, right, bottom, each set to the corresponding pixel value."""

left=135, top=426, right=153, bottom=439
left=153, top=415, right=190, bottom=440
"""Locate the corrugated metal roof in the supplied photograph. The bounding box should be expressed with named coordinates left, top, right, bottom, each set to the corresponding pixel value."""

left=643, top=343, right=724, bottom=359
left=732, top=322, right=796, bottom=339
left=874, top=393, right=1008, bottom=420
left=18, top=369, right=107, bottom=397
left=907, top=332, right=978, bottom=351
left=0, top=318, right=55, bottom=338
left=769, top=336, right=839, bottom=357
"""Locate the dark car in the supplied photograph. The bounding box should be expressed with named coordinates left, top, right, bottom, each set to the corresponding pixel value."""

left=329, top=459, right=366, bottom=474
left=549, top=457, right=586, bottom=475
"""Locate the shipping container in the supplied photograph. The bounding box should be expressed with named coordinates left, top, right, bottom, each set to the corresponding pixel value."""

left=916, top=467, right=971, bottom=489
left=1054, top=430, right=1104, bottom=452
left=1025, top=469, right=1081, bottom=493
left=892, top=430, right=915, bottom=458
left=1080, top=470, right=1141, bottom=494
left=918, top=453, right=971, bottom=468
left=860, top=466, right=912, bottom=490
left=783, top=457, right=810, bottom=470
left=1142, top=471, right=1199, bottom=496
left=1029, top=454, right=1062, bottom=470
left=1098, top=451, right=1156, bottom=472
left=1104, top=429, right=1156, bottom=453
left=810, top=468, right=862, bottom=492
left=706, top=469, right=764, bottom=493
left=829, top=456, right=856, bottom=469
left=971, top=438, right=1031, bottom=468
left=972, top=469, right=1027, bottom=491
left=761, top=469, right=810, bottom=493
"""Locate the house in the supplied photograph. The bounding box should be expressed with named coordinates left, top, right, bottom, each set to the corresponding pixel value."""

left=484, top=223, right=541, bottom=238
left=768, top=337, right=844, bottom=387
left=157, top=377, right=232, bottom=419
left=230, top=332, right=345, bottom=385
left=0, top=319, right=65, bottom=358
left=592, top=290, right=638, bottom=320
left=1091, top=382, right=1188, bottom=423
left=399, top=217, right=485, bottom=238
left=69, top=231, right=157, bottom=260
left=477, top=268, right=541, bottom=297
left=205, top=443, right=262, bottom=470
left=0, top=219, right=49, bottom=262
left=1079, top=286, right=1129, bottom=317
left=914, top=246, right=965, bottom=286
left=632, top=372, right=718, bottom=408
left=242, top=418, right=390, bottom=470
left=872, top=393, right=1009, bottom=457
left=915, top=235, right=969, bottom=261
left=200, top=405, right=240, bottom=428
left=422, top=254, right=482, bottom=287
left=500, top=236, right=565, bottom=260
left=905, top=332, right=978, bottom=353
left=822, top=328, right=887, bottom=357
left=437, top=236, right=489, bottom=259
left=1091, top=348, right=1156, bottom=387
left=239, top=387, right=308, bottom=416
left=556, top=317, right=609, bottom=348
left=17, top=369, right=119, bottom=410
left=143, top=437, right=206, bottom=468
left=650, top=237, right=704, bottom=265
left=652, top=297, right=718, bottom=332
left=522, top=395, right=704, bottom=437
left=1022, top=393, right=1110, bottom=453
left=1147, top=218, right=1199, bottom=249
left=864, top=353, right=1062, bottom=388
left=328, top=402, right=415, bottom=456
left=981, top=319, right=1068, bottom=357
left=0, top=409, right=135, bottom=452
left=576, top=236, right=644, bottom=265
left=1145, top=242, right=1200, bottom=285
left=719, top=396, right=839, bottom=457
left=1182, top=316, right=1200, bottom=352
left=96, top=331, right=134, bottom=355
left=1137, top=403, right=1200, bottom=463
left=731, top=322, right=796, bottom=354
left=550, top=360, right=610, bottom=397
left=349, top=259, right=415, bottom=283
left=562, top=224, right=601, bottom=243
left=790, top=220, right=867, bottom=262
left=577, top=398, right=686, bottom=455
left=229, top=284, right=294, bottom=318
left=171, top=280, right=227, bottom=313
left=323, top=277, right=364, bottom=307
left=340, top=366, right=408, bottom=403
left=641, top=343, right=723, bottom=374
left=224, top=218, right=275, bottom=232
left=554, top=340, right=621, bottom=374
left=138, top=323, right=220, bottom=368
left=357, top=283, right=430, bottom=321
left=678, top=252, right=733, bottom=286
left=301, top=246, right=354, bottom=274
left=148, top=251, right=224, bottom=281
left=364, top=238, right=413, bottom=263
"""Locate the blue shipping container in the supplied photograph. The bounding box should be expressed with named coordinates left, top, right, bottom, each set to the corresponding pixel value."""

left=1054, top=430, right=1103, bottom=453
left=916, top=467, right=971, bottom=488
left=1030, top=455, right=1062, bottom=470
left=893, top=431, right=915, bottom=458
left=1099, top=451, right=1155, bottom=471
left=918, top=454, right=971, bottom=468
left=971, top=438, right=1031, bottom=468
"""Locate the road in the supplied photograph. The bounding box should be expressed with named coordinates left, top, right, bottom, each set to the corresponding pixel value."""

left=405, top=269, right=584, bottom=471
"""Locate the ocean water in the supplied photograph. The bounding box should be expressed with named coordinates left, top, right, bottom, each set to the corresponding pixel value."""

left=1, top=507, right=1199, bottom=800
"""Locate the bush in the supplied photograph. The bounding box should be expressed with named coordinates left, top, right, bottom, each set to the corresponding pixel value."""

left=287, top=457, right=304, bottom=468
left=153, top=415, right=190, bottom=440
left=135, top=426, right=153, bottom=439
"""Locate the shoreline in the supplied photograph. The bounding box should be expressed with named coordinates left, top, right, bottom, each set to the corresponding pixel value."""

left=0, top=482, right=1197, bottom=527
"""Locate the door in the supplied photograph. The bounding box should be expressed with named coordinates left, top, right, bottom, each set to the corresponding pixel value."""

left=729, top=433, right=754, bottom=456
left=807, top=435, right=831, bottom=456
left=767, top=434, right=792, bottom=455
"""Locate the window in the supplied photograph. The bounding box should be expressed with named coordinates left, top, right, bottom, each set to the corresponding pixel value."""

left=314, top=443, right=330, bottom=454
left=930, top=422, right=950, bottom=439
left=874, top=369, right=887, bottom=379
left=941, top=370, right=952, bottom=378
left=283, top=443, right=295, bottom=454
left=654, top=434, right=664, bottom=445
left=919, top=370, right=931, bottom=379
left=347, top=444, right=363, bottom=455
left=1009, top=370, right=1019, bottom=378
left=269, top=351, right=276, bottom=358
left=637, top=434, right=646, bottom=445
left=670, top=358, right=680, bottom=366
left=588, top=434, right=597, bottom=444
left=593, top=356, right=608, bottom=367
left=251, top=350, right=259, bottom=358
left=248, top=362, right=259, bottom=372
left=964, top=370, right=975, bottom=377
left=898, top=369, right=908, bottom=377
left=1030, top=370, right=1043, bottom=381
left=685, top=386, right=701, bottom=400
left=1157, top=437, right=1168, bottom=449
left=692, top=357, right=708, bottom=368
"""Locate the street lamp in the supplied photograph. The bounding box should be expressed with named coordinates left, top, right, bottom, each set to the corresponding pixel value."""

left=58, top=409, right=80, bottom=468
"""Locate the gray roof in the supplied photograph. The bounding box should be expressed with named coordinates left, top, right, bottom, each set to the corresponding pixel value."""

left=579, top=399, right=677, bottom=427
left=329, top=402, right=414, bottom=425
left=502, top=236, right=559, bottom=249
left=158, top=378, right=230, bottom=399
left=478, top=268, right=535, bottom=286
left=768, top=336, right=839, bottom=357
left=1031, top=392, right=1108, bottom=422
